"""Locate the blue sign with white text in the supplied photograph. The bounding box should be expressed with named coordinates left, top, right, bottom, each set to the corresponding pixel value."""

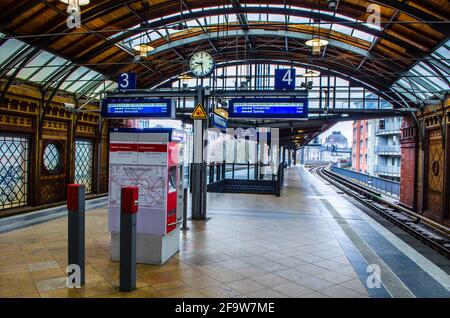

left=118, top=72, right=137, bottom=90
left=275, top=69, right=295, bottom=90
left=211, top=113, right=228, bottom=131
left=101, top=97, right=173, bottom=118
left=228, top=98, right=308, bottom=119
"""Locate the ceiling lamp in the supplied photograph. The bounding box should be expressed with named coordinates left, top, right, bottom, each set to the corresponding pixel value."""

left=302, top=70, right=321, bottom=77
left=327, top=0, right=339, bottom=10
left=178, top=74, right=192, bottom=80
left=133, top=44, right=154, bottom=58
left=60, top=0, right=90, bottom=5
left=305, top=38, right=329, bottom=55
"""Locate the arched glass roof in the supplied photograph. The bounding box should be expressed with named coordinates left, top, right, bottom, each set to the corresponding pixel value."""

left=0, top=0, right=447, bottom=105
left=0, top=32, right=117, bottom=99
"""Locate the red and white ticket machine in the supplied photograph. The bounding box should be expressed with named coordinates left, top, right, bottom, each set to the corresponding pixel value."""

left=108, top=128, right=186, bottom=264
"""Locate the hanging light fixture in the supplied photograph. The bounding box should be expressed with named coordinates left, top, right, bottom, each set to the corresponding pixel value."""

left=306, top=0, right=329, bottom=55
left=302, top=70, right=321, bottom=77
left=133, top=44, right=154, bottom=58
left=305, top=38, right=329, bottom=55
left=60, top=0, right=90, bottom=5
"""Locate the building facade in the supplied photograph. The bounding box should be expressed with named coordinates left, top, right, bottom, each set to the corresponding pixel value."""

left=352, top=117, right=402, bottom=181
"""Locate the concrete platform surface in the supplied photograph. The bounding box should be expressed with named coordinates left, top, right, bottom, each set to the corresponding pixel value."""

left=0, top=166, right=448, bottom=298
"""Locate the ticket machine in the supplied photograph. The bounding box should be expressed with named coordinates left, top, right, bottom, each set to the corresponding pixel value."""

left=108, top=128, right=186, bottom=265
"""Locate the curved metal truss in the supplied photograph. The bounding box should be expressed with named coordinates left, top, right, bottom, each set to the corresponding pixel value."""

left=0, top=0, right=448, bottom=105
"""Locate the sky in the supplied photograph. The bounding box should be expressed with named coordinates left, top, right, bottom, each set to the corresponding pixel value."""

left=318, top=120, right=354, bottom=145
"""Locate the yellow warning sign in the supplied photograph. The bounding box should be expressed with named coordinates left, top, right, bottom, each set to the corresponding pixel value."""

left=191, top=103, right=207, bottom=119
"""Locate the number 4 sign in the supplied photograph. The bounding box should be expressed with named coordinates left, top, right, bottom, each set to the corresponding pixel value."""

left=275, top=69, right=296, bottom=90
left=118, top=72, right=137, bottom=91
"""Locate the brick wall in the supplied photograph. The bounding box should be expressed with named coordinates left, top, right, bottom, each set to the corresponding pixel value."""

left=399, top=116, right=416, bottom=209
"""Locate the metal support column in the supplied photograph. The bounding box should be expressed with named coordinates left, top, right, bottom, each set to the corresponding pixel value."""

left=288, top=148, right=292, bottom=166
left=181, top=188, right=189, bottom=231
left=191, top=87, right=207, bottom=220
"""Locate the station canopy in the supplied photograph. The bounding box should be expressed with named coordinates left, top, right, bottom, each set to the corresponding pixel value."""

left=0, top=0, right=448, bottom=107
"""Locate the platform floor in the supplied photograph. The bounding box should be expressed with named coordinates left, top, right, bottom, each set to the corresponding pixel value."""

left=0, top=166, right=449, bottom=298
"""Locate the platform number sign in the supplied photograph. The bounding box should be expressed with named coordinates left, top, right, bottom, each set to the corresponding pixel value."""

left=275, top=69, right=296, bottom=90
left=118, top=72, right=137, bottom=91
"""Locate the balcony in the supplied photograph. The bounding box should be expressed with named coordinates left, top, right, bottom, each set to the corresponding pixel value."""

left=375, top=123, right=401, bottom=136
left=374, top=164, right=401, bottom=177
left=374, top=145, right=400, bottom=155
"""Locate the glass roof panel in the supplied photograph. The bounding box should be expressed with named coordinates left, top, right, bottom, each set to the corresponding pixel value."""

left=58, top=66, right=89, bottom=90
left=411, top=64, right=448, bottom=91
left=15, top=51, right=54, bottom=80
left=120, top=6, right=375, bottom=50
left=352, top=29, right=375, bottom=42
left=392, top=39, right=449, bottom=101
left=0, top=39, right=29, bottom=67
left=434, top=44, right=449, bottom=58
left=89, top=80, right=117, bottom=98
left=66, top=70, right=102, bottom=93
left=28, top=56, right=70, bottom=83
left=331, top=23, right=353, bottom=35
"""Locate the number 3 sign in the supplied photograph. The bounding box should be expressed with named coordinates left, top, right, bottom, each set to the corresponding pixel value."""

left=118, top=72, right=137, bottom=91
left=275, top=69, right=296, bottom=90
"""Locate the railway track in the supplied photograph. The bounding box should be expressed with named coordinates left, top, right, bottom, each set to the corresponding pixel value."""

left=310, top=165, right=450, bottom=259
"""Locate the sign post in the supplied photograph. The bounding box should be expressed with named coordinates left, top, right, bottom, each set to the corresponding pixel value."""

left=191, top=90, right=208, bottom=220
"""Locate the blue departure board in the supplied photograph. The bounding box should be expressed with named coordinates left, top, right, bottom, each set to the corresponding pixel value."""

left=228, top=98, right=308, bottom=119
left=101, top=98, right=173, bottom=118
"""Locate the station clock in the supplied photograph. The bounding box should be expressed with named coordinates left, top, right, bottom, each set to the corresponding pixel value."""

left=189, top=51, right=215, bottom=77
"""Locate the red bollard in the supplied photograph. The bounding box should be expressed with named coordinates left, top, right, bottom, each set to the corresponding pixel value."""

left=120, top=186, right=139, bottom=292
left=67, top=184, right=85, bottom=286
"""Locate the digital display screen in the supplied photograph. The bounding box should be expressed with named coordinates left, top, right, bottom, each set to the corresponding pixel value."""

left=229, top=98, right=308, bottom=119
left=102, top=98, right=173, bottom=118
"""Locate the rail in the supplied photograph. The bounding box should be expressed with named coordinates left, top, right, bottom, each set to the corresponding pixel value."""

left=329, top=165, right=400, bottom=197
left=313, top=166, right=449, bottom=257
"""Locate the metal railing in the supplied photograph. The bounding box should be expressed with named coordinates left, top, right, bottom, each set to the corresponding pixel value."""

left=329, top=166, right=400, bottom=197
left=374, top=145, right=401, bottom=155
left=206, top=161, right=285, bottom=197
left=375, top=123, right=401, bottom=136
left=374, top=164, right=401, bottom=176
left=206, top=162, right=278, bottom=183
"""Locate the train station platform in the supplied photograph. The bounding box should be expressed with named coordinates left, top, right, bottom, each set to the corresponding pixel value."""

left=0, top=166, right=449, bottom=298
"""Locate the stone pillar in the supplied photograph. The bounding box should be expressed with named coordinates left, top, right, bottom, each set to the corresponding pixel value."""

left=399, top=116, right=417, bottom=209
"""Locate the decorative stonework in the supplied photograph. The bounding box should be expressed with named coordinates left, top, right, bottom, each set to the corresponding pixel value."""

left=43, top=120, right=68, bottom=131
left=76, top=124, right=96, bottom=135
left=0, top=114, right=33, bottom=128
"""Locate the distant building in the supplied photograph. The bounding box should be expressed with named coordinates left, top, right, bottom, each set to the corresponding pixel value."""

left=352, top=117, right=401, bottom=181
left=324, top=131, right=349, bottom=149
left=299, top=132, right=352, bottom=165
left=321, top=131, right=352, bottom=164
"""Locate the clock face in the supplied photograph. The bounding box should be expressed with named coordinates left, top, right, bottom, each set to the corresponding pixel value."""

left=189, top=51, right=214, bottom=77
